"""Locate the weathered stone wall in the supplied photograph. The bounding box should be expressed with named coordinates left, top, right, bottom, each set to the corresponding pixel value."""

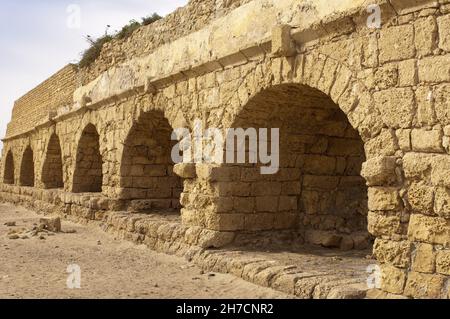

left=1, top=0, right=450, bottom=299
left=6, top=64, right=78, bottom=139
left=79, top=0, right=252, bottom=85
left=6, top=0, right=251, bottom=138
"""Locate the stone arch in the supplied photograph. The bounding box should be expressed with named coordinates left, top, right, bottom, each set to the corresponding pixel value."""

left=19, top=146, right=35, bottom=187
left=72, top=123, right=103, bottom=193
left=3, top=150, right=15, bottom=185
left=119, top=110, right=183, bottom=213
left=222, top=54, right=383, bottom=145
left=213, top=81, right=373, bottom=250
left=42, top=133, right=64, bottom=189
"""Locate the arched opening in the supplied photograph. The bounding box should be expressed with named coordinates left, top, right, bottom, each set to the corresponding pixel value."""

left=42, top=133, right=64, bottom=189
left=120, top=111, right=182, bottom=213
left=73, top=124, right=103, bottom=193
left=3, top=151, right=15, bottom=185
left=19, top=146, right=35, bottom=187
left=224, top=83, right=371, bottom=250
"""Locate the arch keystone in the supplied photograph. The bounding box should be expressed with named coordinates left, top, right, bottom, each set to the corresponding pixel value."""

left=272, top=25, right=296, bottom=57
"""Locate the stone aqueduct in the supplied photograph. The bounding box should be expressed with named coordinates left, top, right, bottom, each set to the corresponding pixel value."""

left=1, top=0, right=450, bottom=298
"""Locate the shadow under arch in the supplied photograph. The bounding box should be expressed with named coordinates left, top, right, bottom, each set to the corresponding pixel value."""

left=3, top=150, right=15, bottom=185
left=72, top=124, right=103, bottom=193
left=42, top=133, right=64, bottom=189
left=19, top=146, right=35, bottom=187
left=220, top=83, right=371, bottom=250
left=119, top=110, right=183, bottom=213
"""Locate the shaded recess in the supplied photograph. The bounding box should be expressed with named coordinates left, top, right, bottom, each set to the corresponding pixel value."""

left=73, top=124, right=103, bottom=193
left=3, top=151, right=15, bottom=185
left=19, top=146, right=35, bottom=187
left=42, top=134, right=64, bottom=189
left=120, top=111, right=183, bottom=213
left=224, top=83, right=370, bottom=249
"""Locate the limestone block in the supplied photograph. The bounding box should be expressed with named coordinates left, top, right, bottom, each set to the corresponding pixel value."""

left=253, top=265, right=290, bottom=288
left=196, top=164, right=214, bottom=180
left=244, top=213, right=274, bottom=231
left=403, top=153, right=436, bottom=180
left=278, top=196, right=298, bottom=212
left=241, top=261, right=275, bottom=282
left=327, top=138, right=364, bottom=156
left=305, top=230, right=342, bottom=248
left=273, top=213, right=298, bottom=230
left=181, top=209, right=204, bottom=228
left=206, top=213, right=245, bottom=232
left=252, top=182, right=282, bottom=196
left=361, top=156, right=397, bottom=186
left=412, top=243, right=436, bottom=273
left=368, top=187, right=402, bottom=211
left=368, top=211, right=402, bottom=237
left=414, top=16, right=438, bottom=56
left=240, top=168, right=262, bottom=182
left=303, top=155, right=336, bottom=175
left=353, top=234, right=371, bottom=250
left=438, top=14, right=450, bottom=52
left=143, top=165, right=167, bottom=177
left=431, top=156, right=450, bottom=187
left=411, top=129, right=444, bottom=152
left=390, top=0, right=439, bottom=14
left=436, top=250, right=450, bottom=275
left=415, top=86, right=436, bottom=126
left=407, top=182, right=435, bottom=213
left=256, top=196, right=279, bottom=213
left=233, top=197, right=255, bottom=213
left=158, top=224, right=178, bottom=242
left=408, top=214, right=450, bottom=246
left=318, top=57, right=339, bottom=94
left=380, top=264, right=407, bottom=295
left=183, top=226, right=202, bottom=245
left=213, top=197, right=234, bottom=213
left=434, top=84, right=450, bottom=125
left=210, top=167, right=240, bottom=182
left=373, top=63, right=398, bottom=90
left=434, top=187, right=450, bottom=218
left=398, top=59, right=417, bottom=87
left=404, top=272, right=446, bottom=299
left=272, top=25, right=295, bottom=57
left=373, top=239, right=411, bottom=268
left=374, top=88, right=415, bottom=128
left=197, top=230, right=235, bottom=249
left=445, top=126, right=450, bottom=136
left=418, top=55, right=450, bottom=83
left=396, top=129, right=411, bottom=151
left=302, top=176, right=339, bottom=191
left=294, top=275, right=324, bottom=299
left=330, top=66, right=352, bottom=103
left=39, top=217, right=61, bottom=233
left=339, top=236, right=354, bottom=251
left=301, top=190, right=320, bottom=215
left=173, top=163, right=196, bottom=179
left=272, top=273, right=305, bottom=295
left=214, top=182, right=252, bottom=197
left=379, top=25, right=415, bottom=63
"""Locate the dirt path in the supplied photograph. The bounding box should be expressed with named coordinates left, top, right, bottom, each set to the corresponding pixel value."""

left=0, top=204, right=290, bottom=299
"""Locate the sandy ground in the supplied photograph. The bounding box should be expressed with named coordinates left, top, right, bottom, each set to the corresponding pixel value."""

left=0, top=203, right=289, bottom=299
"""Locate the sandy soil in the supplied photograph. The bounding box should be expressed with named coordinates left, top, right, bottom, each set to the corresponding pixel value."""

left=0, top=203, right=289, bottom=299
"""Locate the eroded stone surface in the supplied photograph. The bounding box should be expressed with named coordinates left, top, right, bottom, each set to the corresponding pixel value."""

left=1, top=0, right=450, bottom=299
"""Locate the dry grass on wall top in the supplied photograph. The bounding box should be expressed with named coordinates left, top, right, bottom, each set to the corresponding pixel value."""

left=78, top=13, right=162, bottom=69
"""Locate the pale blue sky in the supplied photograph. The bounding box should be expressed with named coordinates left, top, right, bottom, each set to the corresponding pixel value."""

left=0, top=0, right=188, bottom=146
